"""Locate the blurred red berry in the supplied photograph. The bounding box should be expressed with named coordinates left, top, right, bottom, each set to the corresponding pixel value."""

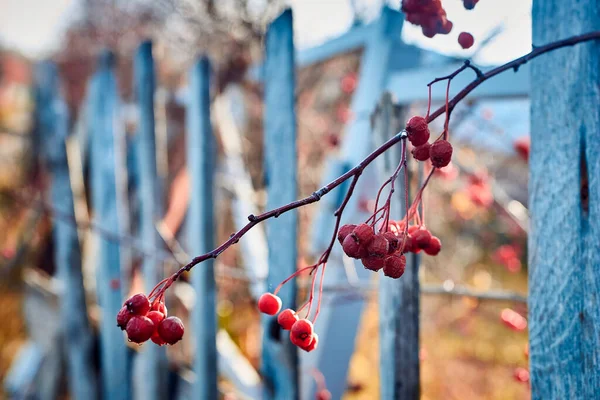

left=124, top=293, right=151, bottom=316
left=429, top=140, right=453, bottom=168
left=277, top=309, right=298, bottom=330
left=290, top=319, right=314, bottom=348
left=258, top=293, right=282, bottom=315
left=514, top=367, right=530, bottom=383
left=424, top=236, right=442, bottom=255
left=337, top=224, right=357, bottom=245
left=340, top=73, right=357, bottom=94
left=412, top=143, right=431, bottom=161
left=158, top=316, right=185, bottom=345
left=383, top=254, right=406, bottom=279
left=514, top=136, right=530, bottom=161
left=316, top=389, right=332, bottom=400
left=126, top=315, right=155, bottom=344
left=458, top=32, right=475, bottom=49
left=500, top=308, right=527, bottom=331
left=300, top=333, right=319, bottom=352
left=117, top=306, right=133, bottom=331
left=412, top=228, right=432, bottom=249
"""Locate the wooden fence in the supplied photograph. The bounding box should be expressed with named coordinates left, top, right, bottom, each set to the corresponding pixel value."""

left=5, top=6, right=534, bottom=400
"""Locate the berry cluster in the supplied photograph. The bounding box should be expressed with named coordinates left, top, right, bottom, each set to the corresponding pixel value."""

left=258, top=293, right=319, bottom=353
left=407, top=116, right=453, bottom=168
left=465, top=171, right=493, bottom=208
left=116, top=286, right=184, bottom=345
left=401, top=0, right=453, bottom=38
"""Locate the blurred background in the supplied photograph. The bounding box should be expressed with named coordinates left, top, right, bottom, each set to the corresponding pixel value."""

left=0, top=0, right=531, bottom=399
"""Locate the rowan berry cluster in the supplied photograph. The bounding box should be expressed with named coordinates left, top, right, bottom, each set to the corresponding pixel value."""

left=407, top=116, right=453, bottom=168
left=401, top=0, right=453, bottom=38
left=116, top=281, right=184, bottom=345
left=258, top=293, right=319, bottom=353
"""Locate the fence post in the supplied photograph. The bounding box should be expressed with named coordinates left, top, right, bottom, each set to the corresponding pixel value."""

left=373, top=94, right=420, bottom=399
left=187, top=56, right=218, bottom=399
left=88, top=51, right=131, bottom=400
left=529, top=1, right=600, bottom=398
left=133, top=40, right=168, bottom=399
left=262, top=8, right=299, bottom=400
left=35, top=61, right=98, bottom=400
left=304, top=7, right=404, bottom=399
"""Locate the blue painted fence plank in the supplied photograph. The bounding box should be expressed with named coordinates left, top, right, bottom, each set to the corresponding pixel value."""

left=262, top=9, right=299, bottom=400
left=134, top=40, right=169, bottom=400
left=88, top=51, right=131, bottom=400
left=35, top=61, right=98, bottom=400
left=529, top=2, right=600, bottom=399
left=187, top=56, right=218, bottom=399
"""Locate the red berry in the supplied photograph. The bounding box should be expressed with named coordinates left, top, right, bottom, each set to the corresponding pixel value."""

left=411, top=143, right=431, bottom=161
left=290, top=319, right=314, bottom=348
left=124, top=293, right=151, bottom=316
left=429, top=140, right=453, bottom=168
left=151, top=301, right=167, bottom=316
left=366, top=234, right=389, bottom=258
left=463, top=0, right=478, bottom=10
left=151, top=333, right=166, bottom=346
left=383, top=254, right=406, bottom=279
left=439, top=19, right=453, bottom=35
left=412, top=228, right=432, bottom=249
left=352, top=224, right=375, bottom=245
left=514, top=367, right=530, bottom=383
left=424, top=236, right=442, bottom=255
left=126, top=315, right=155, bottom=343
left=277, top=309, right=298, bottom=330
left=337, top=224, right=357, bottom=245
left=458, top=32, right=475, bottom=49
left=117, top=306, right=133, bottom=330
left=158, top=316, right=185, bottom=345
left=500, top=308, right=527, bottom=331
left=342, top=234, right=363, bottom=259
left=258, top=293, right=282, bottom=315
left=146, top=311, right=166, bottom=345
left=361, top=256, right=384, bottom=271
left=316, top=389, right=332, bottom=400
left=514, top=136, right=530, bottom=161
left=383, top=231, right=400, bottom=254
left=405, top=116, right=430, bottom=146
left=299, top=333, right=319, bottom=352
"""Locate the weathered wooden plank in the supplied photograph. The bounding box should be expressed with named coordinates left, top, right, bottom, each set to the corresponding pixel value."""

left=303, top=7, right=404, bottom=400
left=529, top=1, right=600, bottom=398
left=374, top=93, right=420, bottom=400
left=88, top=51, right=131, bottom=400
left=35, top=61, right=98, bottom=400
left=262, top=9, right=299, bottom=400
left=386, top=61, right=530, bottom=104
left=133, top=41, right=169, bottom=400
left=187, top=56, right=218, bottom=399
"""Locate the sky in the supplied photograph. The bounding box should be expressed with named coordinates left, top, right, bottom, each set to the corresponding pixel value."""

left=0, top=0, right=532, bottom=65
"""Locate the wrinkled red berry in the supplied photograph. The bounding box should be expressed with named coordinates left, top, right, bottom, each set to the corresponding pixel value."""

left=405, top=116, right=430, bottom=146
left=290, top=319, right=314, bottom=348
left=411, top=143, right=431, bottom=161
left=258, top=293, right=282, bottom=315
left=383, top=254, right=406, bottom=279
left=316, top=389, right=332, bottom=400
left=337, top=224, right=357, bottom=244
left=366, top=234, right=389, bottom=258
left=383, top=231, right=400, bottom=254
left=124, top=293, right=151, bottom=316
left=424, top=236, right=442, bottom=255
left=151, top=301, right=167, bottom=316
left=117, top=306, right=133, bottom=330
left=158, top=316, right=185, bottom=345
left=458, top=32, right=475, bottom=49
left=277, top=309, right=298, bottom=330
left=126, top=315, right=155, bottom=344
left=429, top=140, right=453, bottom=168
left=342, top=234, right=363, bottom=259
left=412, top=228, right=432, bottom=249
left=299, top=333, right=319, bottom=352
left=361, top=256, right=384, bottom=271
left=352, top=224, right=375, bottom=245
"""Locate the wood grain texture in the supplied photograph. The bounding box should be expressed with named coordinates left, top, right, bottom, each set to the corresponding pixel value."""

left=133, top=41, right=168, bottom=400
left=36, top=61, right=98, bottom=400
left=187, top=56, right=219, bottom=399
left=529, top=1, right=600, bottom=398
left=374, top=94, right=420, bottom=400
left=88, top=51, right=131, bottom=400
left=261, top=9, right=299, bottom=400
